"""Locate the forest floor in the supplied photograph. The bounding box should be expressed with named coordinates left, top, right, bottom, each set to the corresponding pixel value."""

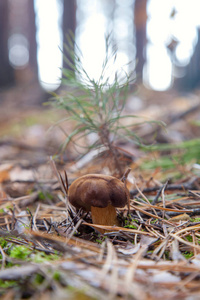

left=0, top=84, right=200, bottom=299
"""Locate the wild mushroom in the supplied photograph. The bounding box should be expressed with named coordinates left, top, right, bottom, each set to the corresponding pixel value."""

left=68, top=173, right=130, bottom=233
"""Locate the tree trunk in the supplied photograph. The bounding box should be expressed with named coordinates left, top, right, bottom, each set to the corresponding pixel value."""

left=8, top=0, right=38, bottom=85
left=0, top=0, right=14, bottom=88
left=27, top=0, right=38, bottom=79
left=175, top=29, right=200, bottom=91
left=62, top=0, right=76, bottom=74
left=134, top=0, right=147, bottom=82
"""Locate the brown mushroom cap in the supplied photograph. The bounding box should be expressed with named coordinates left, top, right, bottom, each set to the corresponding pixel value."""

left=68, top=174, right=129, bottom=211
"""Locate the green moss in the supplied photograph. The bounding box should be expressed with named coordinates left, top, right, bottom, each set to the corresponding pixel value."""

left=0, top=238, right=8, bottom=248
left=38, top=191, right=46, bottom=200
left=125, top=215, right=139, bottom=225
left=190, top=217, right=200, bottom=222
left=95, top=239, right=102, bottom=244
left=38, top=190, right=53, bottom=201
left=124, top=218, right=139, bottom=229
left=53, top=271, right=61, bottom=281
left=6, top=262, right=14, bottom=268
left=34, top=273, right=45, bottom=285
left=32, top=252, right=60, bottom=263
left=183, top=251, right=194, bottom=259
left=124, top=224, right=137, bottom=229
left=0, top=280, right=17, bottom=288
left=185, top=235, right=193, bottom=242
left=10, top=245, right=32, bottom=260
left=131, top=218, right=139, bottom=223
left=4, top=243, right=60, bottom=265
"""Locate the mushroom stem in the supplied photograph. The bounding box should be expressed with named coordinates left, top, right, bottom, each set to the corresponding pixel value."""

left=91, top=204, right=120, bottom=234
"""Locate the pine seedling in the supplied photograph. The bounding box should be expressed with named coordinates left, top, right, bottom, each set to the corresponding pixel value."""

left=50, top=33, right=161, bottom=175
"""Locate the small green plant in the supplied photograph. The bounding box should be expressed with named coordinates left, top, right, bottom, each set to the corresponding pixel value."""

left=124, top=224, right=137, bottom=229
left=96, top=235, right=106, bottom=244
left=150, top=219, right=158, bottom=224
left=124, top=218, right=138, bottom=229
left=50, top=34, right=162, bottom=175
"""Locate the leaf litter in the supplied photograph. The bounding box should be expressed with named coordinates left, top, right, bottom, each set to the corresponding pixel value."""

left=0, top=90, right=200, bottom=299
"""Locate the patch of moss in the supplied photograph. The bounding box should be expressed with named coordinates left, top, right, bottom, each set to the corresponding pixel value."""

left=34, top=273, right=45, bottom=285
left=0, top=238, right=8, bottom=248
left=10, top=245, right=32, bottom=260
left=53, top=271, right=61, bottom=281
left=0, top=280, right=17, bottom=288
left=190, top=217, right=200, bottom=222
left=185, top=235, right=193, bottom=242
left=124, top=218, right=138, bottom=229
left=131, top=218, right=139, bottom=223
left=183, top=251, right=194, bottom=259
left=38, top=191, right=53, bottom=201
left=32, top=252, right=60, bottom=263
left=124, top=224, right=137, bottom=229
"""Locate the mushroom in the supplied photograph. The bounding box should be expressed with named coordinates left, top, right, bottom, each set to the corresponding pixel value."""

left=68, top=173, right=130, bottom=233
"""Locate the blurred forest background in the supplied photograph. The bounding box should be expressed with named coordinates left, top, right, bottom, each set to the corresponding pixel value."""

left=1, top=0, right=200, bottom=106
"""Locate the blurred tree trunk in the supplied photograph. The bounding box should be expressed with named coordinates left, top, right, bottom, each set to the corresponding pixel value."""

left=175, top=29, right=200, bottom=91
left=8, top=0, right=38, bottom=85
left=27, top=0, right=38, bottom=79
left=62, top=0, right=77, bottom=75
left=0, top=0, right=14, bottom=88
left=134, top=0, right=147, bottom=82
